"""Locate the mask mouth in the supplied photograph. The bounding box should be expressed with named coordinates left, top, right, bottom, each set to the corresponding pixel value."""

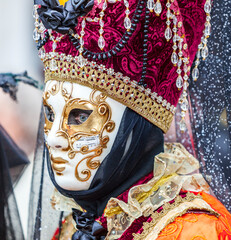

left=51, top=155, right=69, bottom=174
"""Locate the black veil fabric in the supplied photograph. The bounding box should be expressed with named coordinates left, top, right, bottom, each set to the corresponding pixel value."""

left=0, top=127, right=25, bottom=240
left=188, top=0, right=231, bottom=211
left=48, top=108, right=164, bottom=216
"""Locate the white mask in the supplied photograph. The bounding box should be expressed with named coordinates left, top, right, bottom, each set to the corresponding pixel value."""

left=43, top=80, right=126, bottom=191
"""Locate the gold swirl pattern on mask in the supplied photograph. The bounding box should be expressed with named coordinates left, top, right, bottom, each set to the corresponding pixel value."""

left=43, top=85, right=115, bottom=182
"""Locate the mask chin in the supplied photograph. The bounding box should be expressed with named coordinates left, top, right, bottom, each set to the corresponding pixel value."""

left=43, top=80, right=126, bottom=191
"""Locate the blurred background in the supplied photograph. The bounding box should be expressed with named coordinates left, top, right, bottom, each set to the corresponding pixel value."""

left=0, top=0, right=43, bottom=238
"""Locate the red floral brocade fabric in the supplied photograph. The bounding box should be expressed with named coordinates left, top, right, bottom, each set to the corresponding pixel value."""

left=118, top=192, right=231, bottom=240
left=44, top=0, right=207, bottom=106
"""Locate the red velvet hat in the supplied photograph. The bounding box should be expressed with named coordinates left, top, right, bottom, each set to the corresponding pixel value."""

left=34, top=0, right=212, bottom=132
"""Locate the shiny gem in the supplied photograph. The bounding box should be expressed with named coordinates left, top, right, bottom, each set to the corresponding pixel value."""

left=165, top=27, right=172, bottom=41
left=154, top=0, right=162, bottom=15
left=176, top=75, right=183, bottom=89
left=171, top=52, right=178, bottom=65
left=98, top=36, right=105, bottom=50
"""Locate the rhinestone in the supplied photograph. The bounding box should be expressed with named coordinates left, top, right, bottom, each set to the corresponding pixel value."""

left=178, top=58, right=182, bottom=67
left=154, top=1, right=162, bottom=15
left=181, top=100, right=188, bottom=111
left=198, top=43, right=203, bottom=49
left=107, top=68, right=114, bottom=75
left=162, top=99, right=167, bottom=107
left=195, top=59, right=200, bottom=65
left=204, top=0, right=211, bottom=13
left=172, top=27, right=177, bottom=32
left=99, top=29, right=104, bottom=34
left=124, top=0, right=129, bottom=8
left=183, top=75, right=189, bottom=80
left=173, top=16, right=177, bottom=25
left=166, top=3, right=171, bottom=8
left=38, top=48, right=45, bottom=59
left=116, top=72, right=123, bottom=79
left=201, top=45, right=209, bottom=59
left=177, top=69, right=182, bottom=74
left=171, top=52, right=178, bottom=65
left=33, top=29, right=40, bottom=41
left=165, top=27, right=172, bottom=41
left=179, top=120, right=187, bottom=132
left=173, top=45, right=177, bottom=50
left=206, top=15, right=211, bottom=21
left=79, top=37, right=84, bottom=45
left=166, top=103, right=170, bottom=110
left=205, top=22, right=211, bottom=36
left=166, top=9, right=171, bottom=18
left=52, top=42, right=57, bottom=51
left=50, top=59, right=58, bottom=71
left=98, top=36, right=105, bottom=50
left=98, top=64, right=105, bottom=71
left=183, top=82, right=188, bottom=90
left=123, top=76, right=130, bottom=83
left=124, top=17, right=132, bottom=30
left=108, top=0, right=116, bottom=2
left=103, top=1, right=107, bottom=10
left=81, top=19, right=86, bottom=28
left=125, top=9, right=130, bottom=15
left=99, top=12, right=104, bottom=17
left=192, top=67, right=199, bottom=80
left=99, top=19, right=104, bottom=27
left=77, top=55, right=86, bottom=68
left=147, top=0, right=155, bottom=11
left=166, top=20, right=171, bottom=25
left=178, top=22, right=182, bottom=28
left=176, top=75, right=183, bottom=88
left=157, top=96, right=162, bottom=103
left=66, top=55, right=72, bottom=62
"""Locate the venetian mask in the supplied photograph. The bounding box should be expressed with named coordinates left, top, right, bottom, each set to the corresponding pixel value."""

left=43, top=80, right=126, bottom=190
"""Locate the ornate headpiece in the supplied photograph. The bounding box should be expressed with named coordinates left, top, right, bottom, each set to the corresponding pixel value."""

left=33, top=0, right=212, bottom=132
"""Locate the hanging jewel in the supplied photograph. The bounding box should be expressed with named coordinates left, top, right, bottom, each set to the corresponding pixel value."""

left=98, top=0, right=107, bottom=50
left=154, top=0, right=162, bottom=16
left=124, top=0, right=131, bottom=31
left=171, top=15, right=178, bottom=66
left=147, top=0, right=155, bottom=12
left=164, top=0, right=172, bottom=41
left=192, top=0, right=212, bottom=81
left=77, top=18, right=87, bottom=68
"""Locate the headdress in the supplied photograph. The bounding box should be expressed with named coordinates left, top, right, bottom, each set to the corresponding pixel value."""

left=33, top=0, right=212, bottom=133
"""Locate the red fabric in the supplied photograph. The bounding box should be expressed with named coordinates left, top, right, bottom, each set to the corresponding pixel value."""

left=44, top=0, right=206, bottom=106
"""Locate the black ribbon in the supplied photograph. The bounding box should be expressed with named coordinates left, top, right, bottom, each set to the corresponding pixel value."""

left=34, top=0, right=94, bottom=34
left=72, top=209, right=107, bottom=240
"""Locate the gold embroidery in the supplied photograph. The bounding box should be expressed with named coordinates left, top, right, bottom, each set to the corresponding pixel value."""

left=44, top=59, right=174, bottom=133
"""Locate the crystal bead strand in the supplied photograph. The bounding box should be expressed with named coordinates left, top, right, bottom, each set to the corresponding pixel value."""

left=33, top=5, right=40, bottom=42
left=171, top=15, right=178, bottom=66
left=165, top=0, right=172, bottom=41
left=76, top=18, right=87, bottom=68
left=192, top=0, right=212, bottom=81
left=124, top=0, right=132, bottom=31
left=154, top=0, right=162, bottom=16
left=98, top=0, right=107, bottom=50
left=49, top=31, right=64, bottom=71
left=176, top=35, right=184, bottom=90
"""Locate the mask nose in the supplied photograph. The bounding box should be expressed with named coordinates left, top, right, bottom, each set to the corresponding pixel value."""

left=45, top=121, right=69, bottom=150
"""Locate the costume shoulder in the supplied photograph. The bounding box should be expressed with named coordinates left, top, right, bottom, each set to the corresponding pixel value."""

left=136, top=192, right=231, bottom=240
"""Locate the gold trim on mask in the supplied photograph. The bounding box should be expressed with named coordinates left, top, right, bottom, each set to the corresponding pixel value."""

left=43, top=83, right=115, bottom=182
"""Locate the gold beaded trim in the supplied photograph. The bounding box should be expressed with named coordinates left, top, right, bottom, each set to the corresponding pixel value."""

left=44, top=59, right=175, bottom=133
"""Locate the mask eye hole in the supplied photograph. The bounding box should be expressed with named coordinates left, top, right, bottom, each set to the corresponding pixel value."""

left=44, top=105, right=55, bottom=122
left=68, top=109, right=93, bottom=125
